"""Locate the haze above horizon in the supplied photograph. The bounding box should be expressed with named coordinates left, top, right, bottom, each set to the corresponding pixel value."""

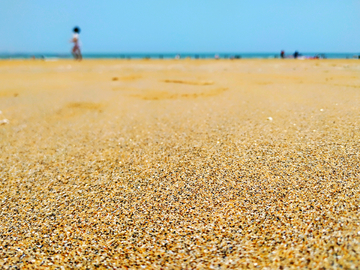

left=0, top=1, right=359, bottom=54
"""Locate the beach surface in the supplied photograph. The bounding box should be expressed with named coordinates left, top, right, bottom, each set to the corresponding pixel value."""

left=0, top=59, right=359, bottom=268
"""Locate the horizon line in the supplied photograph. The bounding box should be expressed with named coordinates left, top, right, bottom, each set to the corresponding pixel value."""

left=1, top=51, right=360, bottom=55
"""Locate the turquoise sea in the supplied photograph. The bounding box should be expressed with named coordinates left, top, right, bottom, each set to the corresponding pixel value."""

left=0, top=52, right=359, bottom=60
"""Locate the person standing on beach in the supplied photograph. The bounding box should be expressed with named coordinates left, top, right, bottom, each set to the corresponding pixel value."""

left=71, top=27, right=82, bottom=61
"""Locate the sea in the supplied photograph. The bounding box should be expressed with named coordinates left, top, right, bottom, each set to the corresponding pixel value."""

left=0, top=52, right=359, bottom=60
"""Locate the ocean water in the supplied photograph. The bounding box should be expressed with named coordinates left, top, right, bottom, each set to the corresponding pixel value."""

left=0, top=52, right=359, bottom=60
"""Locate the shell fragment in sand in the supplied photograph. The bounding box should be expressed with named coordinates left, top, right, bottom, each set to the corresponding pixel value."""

left=0, top=119, right=9, bottom=125
left=267, top=117, right=273, bottom=121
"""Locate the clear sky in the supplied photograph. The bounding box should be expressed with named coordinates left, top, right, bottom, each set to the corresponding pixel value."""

left=0, top=0, right=359, bottom=53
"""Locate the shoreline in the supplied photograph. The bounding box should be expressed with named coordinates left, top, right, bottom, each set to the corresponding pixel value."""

left=1, top=58, right=360, bottom=63
left=1, top=52, right=359, bottom=61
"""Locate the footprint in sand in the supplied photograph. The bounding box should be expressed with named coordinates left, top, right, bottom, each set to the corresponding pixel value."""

left=0, top=90, right=20, bottom=98
left=55, top=102, right=104, bottom=118
left=132, top=88, right=228, bottom=100
left=161, top=79, right=214, bottom=86
left=112, top=75, right=142, bottom=82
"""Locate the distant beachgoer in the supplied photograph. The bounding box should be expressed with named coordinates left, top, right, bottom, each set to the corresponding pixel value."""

left=280, top=51, right=285, bottom=58
left=294, top=51, right=299, bottom=59
left=71, top=27, right=82, bottom=61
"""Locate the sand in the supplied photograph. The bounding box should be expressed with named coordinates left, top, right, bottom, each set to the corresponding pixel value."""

left=0, top=59, right=359, bottom=269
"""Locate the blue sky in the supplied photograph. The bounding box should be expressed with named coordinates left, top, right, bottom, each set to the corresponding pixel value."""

left=0, top=1, right=359, bottom=53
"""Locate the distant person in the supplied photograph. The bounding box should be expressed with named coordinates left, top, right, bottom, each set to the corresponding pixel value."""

left=71, top=27, right=82, bottom=61
left=293, top=51, right=299, bottom=59
left=280, top=50, right=285, bottom=58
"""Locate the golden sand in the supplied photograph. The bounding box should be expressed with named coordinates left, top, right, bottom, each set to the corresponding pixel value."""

left=0, top=59, right=359, bottom=269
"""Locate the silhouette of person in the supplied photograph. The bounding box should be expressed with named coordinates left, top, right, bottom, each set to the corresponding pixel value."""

left=294, top=51, right=299, bottom=59
left=280, top=50, right=285, bottom=58
left=71, top=27, right=82, bottom=60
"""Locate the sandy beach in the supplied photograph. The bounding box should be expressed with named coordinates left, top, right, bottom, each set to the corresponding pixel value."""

left=0, top=59, right=359, bottom=268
